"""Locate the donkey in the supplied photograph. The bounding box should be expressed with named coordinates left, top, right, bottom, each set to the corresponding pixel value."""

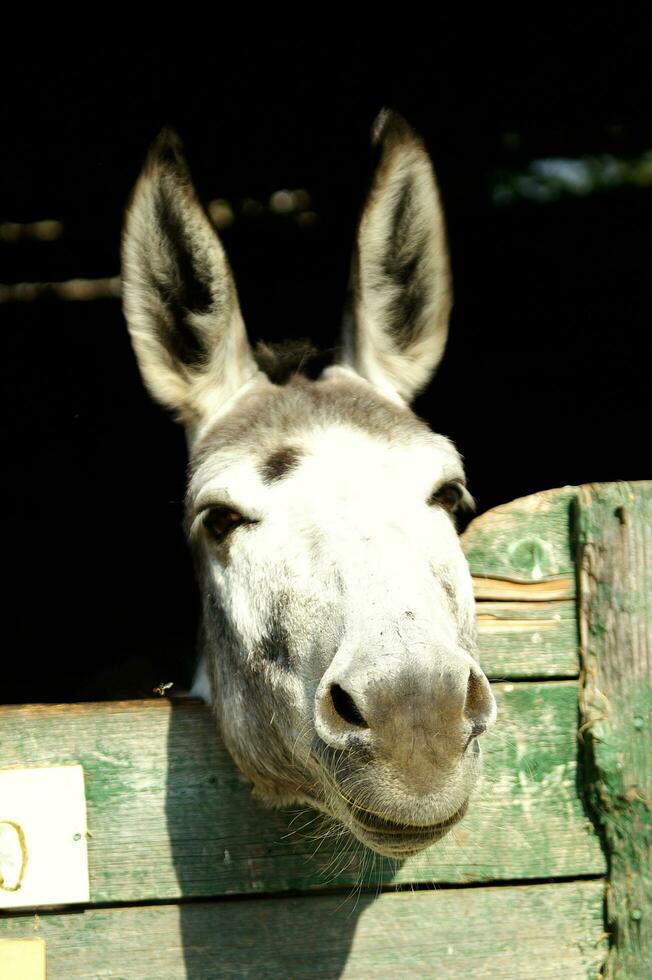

left=121, top=111, right=497, bottom=858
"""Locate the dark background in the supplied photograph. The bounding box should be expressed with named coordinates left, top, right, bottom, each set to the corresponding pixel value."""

left=2, top=26, right=650, bottom=702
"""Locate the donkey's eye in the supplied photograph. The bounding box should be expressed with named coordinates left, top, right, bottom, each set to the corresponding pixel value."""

left=203, top=507, right=248, bottom=542
left=429, top=482, right=464, bottom=513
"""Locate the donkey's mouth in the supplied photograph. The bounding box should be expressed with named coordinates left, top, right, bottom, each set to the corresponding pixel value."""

left=310, top=747, right=469, bottom=855
left=315, top=769, right=469, bottom=855
left=344, top=797, right=468, bottom=855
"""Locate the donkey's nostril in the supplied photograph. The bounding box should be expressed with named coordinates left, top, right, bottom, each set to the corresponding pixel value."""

left=464, top=668, right=496, bottom=732
left=330, top=683, right=368, bottom=728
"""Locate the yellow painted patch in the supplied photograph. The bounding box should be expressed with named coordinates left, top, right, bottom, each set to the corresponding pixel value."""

left=0, top=939, right=46, bottom=979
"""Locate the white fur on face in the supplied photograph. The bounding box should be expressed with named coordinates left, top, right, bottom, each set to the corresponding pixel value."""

left=187, top=384, right=488, bottom=843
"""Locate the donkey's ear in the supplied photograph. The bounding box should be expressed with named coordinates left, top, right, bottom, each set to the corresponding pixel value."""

left=122, top=130, right=256, bottom=425
left=343, top=110, right=452, bottom=403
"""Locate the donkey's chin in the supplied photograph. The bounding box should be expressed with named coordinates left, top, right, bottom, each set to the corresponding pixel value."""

left=343, top=798, right=469, bottom=857
left=308, top=745, right=477, bottom=856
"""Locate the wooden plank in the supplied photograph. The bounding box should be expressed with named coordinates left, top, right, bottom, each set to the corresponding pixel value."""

left=477, top=599, right=579, bottom=678
left=472, top=576, right=574, bottom=600
left=0, top=880, right=607, bottom=978
left=577, top=481, right=652, bottom=978
left=462, top=486, right=577, bottom=585
left=0, top=684, right=605, bottom=903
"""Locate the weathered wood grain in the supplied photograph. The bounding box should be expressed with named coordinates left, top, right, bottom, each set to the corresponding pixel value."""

left=0, top=880, right=607, bottom=979
left=0, top=683, right=604, bottom=904
left=463, top=486, right=577, bottom=586
left=476, top=599, right=578, bottom=678
left=465, top=488, right=580, bottom=676
left=577, top=481, right=652, bottom=978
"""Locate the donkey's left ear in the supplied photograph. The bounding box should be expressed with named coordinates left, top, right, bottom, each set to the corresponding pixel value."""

left=121, top=130, right=257, bottom=426
left=342, top=110, right=452, bottom=403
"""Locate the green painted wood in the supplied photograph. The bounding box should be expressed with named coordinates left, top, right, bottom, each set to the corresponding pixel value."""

left=462, top=486, right=577, bottom=586
left=477, top=599, right=579, bottom=678
left=577, top=481, right=652, bottom=978
left=0, top=683, right=605, bottom=904
left=0, top=880, right=607, bottom=978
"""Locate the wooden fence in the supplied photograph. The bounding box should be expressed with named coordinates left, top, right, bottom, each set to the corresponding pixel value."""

left=1, top=482, right=649, bottom=978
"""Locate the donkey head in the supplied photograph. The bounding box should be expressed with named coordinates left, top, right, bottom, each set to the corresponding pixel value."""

left=122, top=112, right=496, bottom=857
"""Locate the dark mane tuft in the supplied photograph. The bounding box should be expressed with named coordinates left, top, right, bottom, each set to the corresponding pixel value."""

left=253, top=340, right=335, bottom=385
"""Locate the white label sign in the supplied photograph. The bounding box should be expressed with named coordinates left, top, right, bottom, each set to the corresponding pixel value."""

left=0, top=765, right=89, bottom=909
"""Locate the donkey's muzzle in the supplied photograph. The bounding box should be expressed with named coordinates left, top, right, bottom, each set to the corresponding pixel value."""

left=314, top=650, right=496, bottom=779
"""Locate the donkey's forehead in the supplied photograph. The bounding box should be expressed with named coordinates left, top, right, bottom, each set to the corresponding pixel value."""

left=189, top=371, right=462, bottom=491
left=191, top=372, right=428, bottom=459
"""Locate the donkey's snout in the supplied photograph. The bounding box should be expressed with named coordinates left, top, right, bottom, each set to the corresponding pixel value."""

left=315, top=654, right=496, bottom=765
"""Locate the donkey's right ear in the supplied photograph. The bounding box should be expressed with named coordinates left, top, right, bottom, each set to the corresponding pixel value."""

left=342, top=111, right=452, bottom=404
left=121, top=130, right=257, bottom=425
